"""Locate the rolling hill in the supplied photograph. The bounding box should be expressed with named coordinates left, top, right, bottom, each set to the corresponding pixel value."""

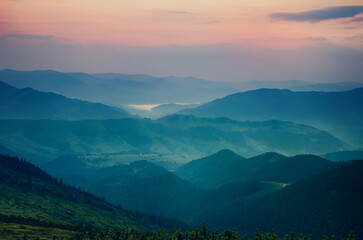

left=0, top=115, right=349, bottom=164
left=42, top=151, right=350, bottom=231
left=175, top=150, right=343, bottom=188
left=70, top=161, right=200, bottom=218
left=0, top=81, right=131, bottom=120
left=45, top=157, right=284, bottom=224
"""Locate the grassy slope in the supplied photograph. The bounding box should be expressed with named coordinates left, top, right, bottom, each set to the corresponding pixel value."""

left=0, top=154, right=187, bottom=232
left=0, top=222, right=75, bottom=240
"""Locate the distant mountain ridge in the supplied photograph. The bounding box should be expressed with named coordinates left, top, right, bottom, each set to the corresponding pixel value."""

left=321, top=150, right=363, bottom=162
left=181, top=88, right=363, bottom=126
left=0, top=80, right=131, bottom=120
left=235, top=79, right=363, bottom=92
left=0, top=69, right=237, bottom=105
left=180, top=88, right=363, bottom=147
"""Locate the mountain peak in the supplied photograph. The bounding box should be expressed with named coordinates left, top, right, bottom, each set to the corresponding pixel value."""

left=212, top=149, right=243, bottom=159
left=247, top=152, right=287, bottom=163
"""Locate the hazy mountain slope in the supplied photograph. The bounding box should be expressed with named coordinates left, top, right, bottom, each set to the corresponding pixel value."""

left=42, top=155, right=92, bottom=176
left=175, top=150, right=342, bottom=188
left=204, top=160, right=363, bottom=240
left=157, top=115, right=348, bottom=156
left=250, top=154, right=345, bottom=183
left=0, top=116, right=348, bottom=164
left=0, top=154, right=187, bottom=231
left=321, top=150, right=363, bottom=162
left=0, top=81, right=131, bottom=120
left=181, top=88, right=363, bottom=126
left=0, top=144, right=16, bottom=156
left=0, top=69, right=88, bottom=95
left=180, top=88, right=363, bottom=146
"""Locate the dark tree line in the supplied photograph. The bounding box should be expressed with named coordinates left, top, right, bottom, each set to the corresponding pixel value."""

left=1, top=213, right=355, bottom=240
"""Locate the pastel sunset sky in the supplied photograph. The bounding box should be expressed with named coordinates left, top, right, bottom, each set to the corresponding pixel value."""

left=1, top=0, right=363, bottom=82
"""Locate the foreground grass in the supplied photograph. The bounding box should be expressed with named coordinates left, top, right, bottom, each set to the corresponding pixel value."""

left=0, top=222, right=76, bottom=240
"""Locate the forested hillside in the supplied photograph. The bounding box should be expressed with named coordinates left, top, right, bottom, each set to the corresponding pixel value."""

left=0, top=154, right=188, bottom=231
left=201, top=160, right=363, bottom=239
left=174, top=150, right=344, bottom=188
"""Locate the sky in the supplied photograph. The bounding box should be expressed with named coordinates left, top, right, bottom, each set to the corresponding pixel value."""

left=0, top=0, right=363, bottom=82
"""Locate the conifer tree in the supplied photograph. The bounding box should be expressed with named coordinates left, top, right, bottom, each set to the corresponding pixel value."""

left=347, top=231, right=355, bottom=240
left=254, top=229, right=262, bottom=240
left=271, top=229, right=278, bottom=240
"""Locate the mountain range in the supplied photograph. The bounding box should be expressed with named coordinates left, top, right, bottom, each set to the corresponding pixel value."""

left=0, top=69, right=236, bottom=105
left=174, top=150, right=344, bottom=188
left=0, top=81, right=131, bottom=120
left=1, top=69, right=362, bottom=110
left=44, top=149, right=345, bottom=216
left=0, top=115, right=348, bottom=164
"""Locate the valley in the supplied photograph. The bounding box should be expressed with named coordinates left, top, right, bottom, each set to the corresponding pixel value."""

left=2, top=0, right=363, bottom=238
left=0, top=70, right=362, bottom=240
